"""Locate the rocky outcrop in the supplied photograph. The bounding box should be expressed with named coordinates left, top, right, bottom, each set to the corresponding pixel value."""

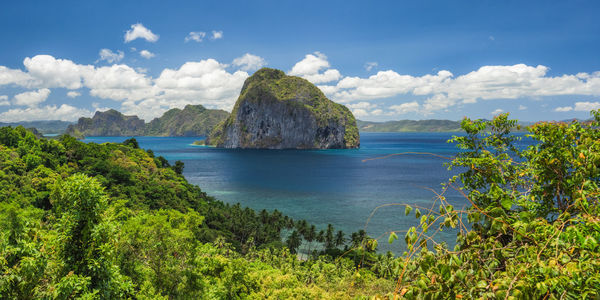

left=66, top=109, right=145, bottom=137
left=65, top=105, right=229, bottom=138
left=206, top=68, right=359, bottom=149
left=145, top=105, right=229, bottom=136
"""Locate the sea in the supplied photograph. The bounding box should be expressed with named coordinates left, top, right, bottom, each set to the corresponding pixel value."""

left=82, top=132, right=518, bottom=253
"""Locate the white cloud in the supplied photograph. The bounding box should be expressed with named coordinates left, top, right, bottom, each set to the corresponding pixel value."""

left=573, top=101, right=600, bottom=111
left=390, top=101, right=420, bottom=114
left=67, top=91, right=81, bottom=98
left=289, top=52, right=341, bottom=84
left=0, top=66, right=35, bottom=87
left=554, top=101, right=600, bottom=112
left=98, top=49, right=124, bottom=63
left=23, top=55, right=92, bottom=89
left=519, top=105, right=527, bottom=110
left=211, top=30, right=223, bottom=40
left=0, top=104, right=92, bottom=122
left=139, top=50, right=155, bottom=59
left=491, top=108, right=504, bottom=115
left=554, top=106, right=573, bottom=112
left=124, top=23, right=159, bottom=43
left=13, top=88, right=51, bottom=107
left=0, top=95, right=8, bottom=106
left=364, top=62, right=378, bottom=71
left=319, top=63, right=600, bottom=114
left=185, top=31, right=206, bottom=42
left=84, top=64, right=154, bottom=101
left=232, top=53, right=266, bottom=71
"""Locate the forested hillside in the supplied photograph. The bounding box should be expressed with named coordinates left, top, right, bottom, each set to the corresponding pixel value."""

left=1, top=110, right=599, bottom=299
left=0, top=126, right=393, bottom=299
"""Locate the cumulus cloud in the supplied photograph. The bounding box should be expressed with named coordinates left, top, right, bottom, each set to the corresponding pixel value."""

left=232, top=53, right=266, bottom=71
left=124, top=23, right=159, bottom=43
left=0, top=66, right=35, bottom=87
left=13, top=88, right=51, bottom=107
left=0, top=104, right=92, bottom=122
left=519, top=105, right=527, bottom=110
left=289, top=52, right=341, bottom=84
left=185, top=31, right=206, bottom=42
left=555, top=101, right=600, bottom=112
left=491, top=108, right=504, bottom=115
left=139, top=50, right=155, bottom=59
left=67, top=91, right=81, bottom=98
left=23, top=55, right=92, bottom=89
left=317, top=63, right=600, bottom=114
left=0, top=95, right=9, bottom=106
left=554, top=106, right=573, bottom=112
left=211, top=30, right=223, bottom=40
left=98, top=49, right=124, bottom=63
left=390, top=101, right=420, bottom=114
left=574, top=101, right=600, bottom=111
left=5, top=52, right=600, bottom=121
left=364, top=62, right=378, bottom=71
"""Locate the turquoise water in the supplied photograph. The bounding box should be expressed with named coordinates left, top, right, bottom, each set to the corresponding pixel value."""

left=83, top=133, right=475, bottom=252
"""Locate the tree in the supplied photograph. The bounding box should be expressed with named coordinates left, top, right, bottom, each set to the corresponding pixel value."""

left=173, top=160, right=185, bottom=175
left=51, top=174, right=132, bottom=298
left=285, top=230, right=301, bottom=254
left=334, top=230, right=346, bottom=248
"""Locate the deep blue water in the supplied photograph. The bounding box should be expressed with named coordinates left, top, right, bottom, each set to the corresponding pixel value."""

left=82, top=133, right=496, bottom=252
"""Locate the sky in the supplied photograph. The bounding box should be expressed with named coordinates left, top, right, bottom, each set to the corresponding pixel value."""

left=1, top=0, right=600, bottom=122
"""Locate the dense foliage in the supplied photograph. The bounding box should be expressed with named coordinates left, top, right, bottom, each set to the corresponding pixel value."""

left=2, top=109, right=599, bottom=299
left=0, top=126, right=393, bottom=299
left=389, top=111, right=600, bottom=298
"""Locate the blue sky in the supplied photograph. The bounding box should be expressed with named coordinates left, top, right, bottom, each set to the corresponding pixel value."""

left=1, top=0, right=599, bottom=122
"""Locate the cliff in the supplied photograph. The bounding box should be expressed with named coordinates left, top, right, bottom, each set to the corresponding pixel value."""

left=66, top=109, right=145, bottom=137
left=145, top=105, right=229, bottom=136
left=206, top=68, right=359, bottom=149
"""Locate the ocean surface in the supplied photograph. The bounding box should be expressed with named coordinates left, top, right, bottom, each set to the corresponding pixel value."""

left=82, top=132, right=502, bottom=252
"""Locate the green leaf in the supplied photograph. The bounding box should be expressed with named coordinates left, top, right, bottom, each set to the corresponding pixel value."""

left=415, top=208, right=421, bottom=219
left=405, top=205, right=413, bottom=216
left=388, top=232, right=398, bottom=244
left=500, top=197, right=512, bottom=210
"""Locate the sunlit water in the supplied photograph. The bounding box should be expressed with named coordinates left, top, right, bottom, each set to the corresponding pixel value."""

left=84, top=132, right=529, bottom=252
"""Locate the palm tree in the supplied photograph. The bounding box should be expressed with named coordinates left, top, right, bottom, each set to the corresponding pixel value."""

left=325, top=224, right=335, bottom=249
left=335, top=230, right=346, bottom=248
left=285, top=230, right=301, bottom=254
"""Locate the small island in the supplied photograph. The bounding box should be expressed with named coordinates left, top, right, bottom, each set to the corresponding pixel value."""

left=206, top=68, right=360, bottom=149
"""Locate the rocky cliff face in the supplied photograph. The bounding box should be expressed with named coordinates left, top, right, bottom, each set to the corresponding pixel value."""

left=66, top=109, right=145, bottom=137
left=145, top=105, right=229, bottom=136
left=207, top=68, right=359, bottom=149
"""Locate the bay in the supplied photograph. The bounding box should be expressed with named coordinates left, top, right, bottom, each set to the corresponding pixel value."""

left=83, top=132, right=475, bottom=252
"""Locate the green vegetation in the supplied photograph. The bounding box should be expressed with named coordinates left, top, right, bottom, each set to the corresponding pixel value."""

left=145, top=105, right=229, bottom=137
left=208, top=68, right=359, bottom=149
left=0, top=120, right=73, bottom=135
left=357, top=119, right=462, bottom=132
left=389, top=111, right=600, bottom=298
left=0, top=126, right=392, bottom=299
left=66, top=109, right=146, bottom=137
left=65, top=105, right=229, bottom=138
left=2, top=109, right=599, bottom=298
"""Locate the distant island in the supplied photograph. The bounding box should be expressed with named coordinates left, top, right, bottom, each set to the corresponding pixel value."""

left=357, top=119, right=462, bottom=132
left=65, top=104, right=229, bottom=138
left=0, top=120, right=73, bottom=135
left=207, top=68, right=359, bottom=149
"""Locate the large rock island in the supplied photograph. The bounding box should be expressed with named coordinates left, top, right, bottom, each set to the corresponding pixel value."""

left=206, top=68, right=359, bottom=149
